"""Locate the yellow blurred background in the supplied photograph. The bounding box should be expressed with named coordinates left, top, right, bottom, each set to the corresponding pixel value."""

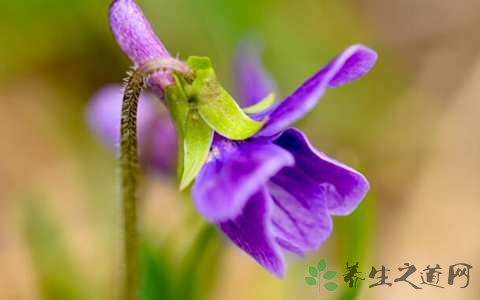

left=1, top=0, right=480, bottom=299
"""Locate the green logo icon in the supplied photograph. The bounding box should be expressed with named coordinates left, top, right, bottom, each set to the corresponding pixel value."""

left=305, top=259, right=339, bottom=292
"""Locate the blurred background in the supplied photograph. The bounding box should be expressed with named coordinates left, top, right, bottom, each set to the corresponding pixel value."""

left=1, top=0, right=480, bottom=299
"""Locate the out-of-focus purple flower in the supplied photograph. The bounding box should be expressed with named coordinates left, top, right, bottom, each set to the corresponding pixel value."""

left=193, top=45, right=376, bottom=277
left=105, top=0, right=377, bottom=278
left=145, top=118, right=177, bottom=172
left=86, top=85, right=176, bottom=173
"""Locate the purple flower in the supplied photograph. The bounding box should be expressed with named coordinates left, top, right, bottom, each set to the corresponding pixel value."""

left=193, top=45, right=376, bottom=277
left=105, top=0, right=377, bottom=277
left=86, top=85, right=177, bottom=173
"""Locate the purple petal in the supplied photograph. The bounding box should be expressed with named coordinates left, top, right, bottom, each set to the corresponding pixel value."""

left=233, top=40, right=276, bottom=107
left=274, top=128, right=369, bottom=215
left=192, top=138, right=294, bottom=223
left=268, top=166, right=333, bottom=255
left=109, top=0, right=170, bottom=66
left=219, top=187, right=285, bottom=278
left=258, top=45, right=377, bottom=136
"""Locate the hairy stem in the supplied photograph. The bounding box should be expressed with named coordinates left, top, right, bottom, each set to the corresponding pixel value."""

left=120, top=70, right=145, bottom=300
left=117, top=58, right=191, bottom=300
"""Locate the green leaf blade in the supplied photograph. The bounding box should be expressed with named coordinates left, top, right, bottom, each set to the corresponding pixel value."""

left=174, top=226, right=223, bottom=300
left=324, top=282, right=339, bottom=292
left=323, top=270, right=337, bottom=280
left=305, top=277, right=317, bottom=286
left=140, top=243, right=172, bottom=300
left=309, top=266, right=318, bottom=277
left=317, top=259, right=327, bottom=272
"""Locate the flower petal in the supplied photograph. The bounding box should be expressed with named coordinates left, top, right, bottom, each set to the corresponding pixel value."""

left=268, top=166, right=333, bottom=255
left=109, top=0, right=171, bottom=66
left=274, top=128, right=369, bottom=215
left=233, top=40, right=277, bottom=107
left=258, top=45, right=377, bottom=136
left=193, top=138, right=294, bottom=223
left=219, top=187, right=285, bottom=278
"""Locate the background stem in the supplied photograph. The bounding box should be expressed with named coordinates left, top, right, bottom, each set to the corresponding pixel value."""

left=120, top=71, right=144, bottom=300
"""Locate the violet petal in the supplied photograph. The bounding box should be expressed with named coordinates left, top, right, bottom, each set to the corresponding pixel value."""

left=258, top=45, right=377, bottom=136
left=274, top=128, right=369, bottom=215
left=192, top=138, right=294, bottom=223
left=219, top=187, right=285, bottom=278
left=268, top=166, right=333, bottom=255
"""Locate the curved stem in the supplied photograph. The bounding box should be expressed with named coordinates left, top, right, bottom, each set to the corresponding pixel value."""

left=117, top=58, right=191, bottom=300
left=120, top=70, right=145, bottom=300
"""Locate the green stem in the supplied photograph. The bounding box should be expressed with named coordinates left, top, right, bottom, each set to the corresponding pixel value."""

left=117, top=58, right=191, bottom=300
left=120, top=70, right=145, bottom=300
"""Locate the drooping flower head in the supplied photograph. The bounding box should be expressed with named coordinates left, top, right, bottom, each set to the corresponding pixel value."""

left=102, top=0, right=377, bottom=278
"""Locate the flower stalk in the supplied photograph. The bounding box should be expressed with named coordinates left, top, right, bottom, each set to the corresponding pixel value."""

left=119, top=69, right=145, bottom=300
left=119, top=58, right=192, bottom=300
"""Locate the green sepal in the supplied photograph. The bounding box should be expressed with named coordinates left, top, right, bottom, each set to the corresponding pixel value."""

left=165, top=76, right=213, bottom=190
left=165, top=76, right=190, bottom=183
left=186, top=56, right=213, bottom=71
left=187, top=56, right=265, bottom=140
left=166, top=75, right=213, bottom=189
left=179, top=109, right=213, bottom=190
left=243, top=93, right=276, bottom=114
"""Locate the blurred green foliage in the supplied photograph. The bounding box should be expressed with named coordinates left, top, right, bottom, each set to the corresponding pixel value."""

left=21, top=195, right=100, bottom=300
left=336, top=193, right=376, bottom=300
left=140, top=225, right=223, bottom=300
left=21, top=195, right=223, bottom=300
